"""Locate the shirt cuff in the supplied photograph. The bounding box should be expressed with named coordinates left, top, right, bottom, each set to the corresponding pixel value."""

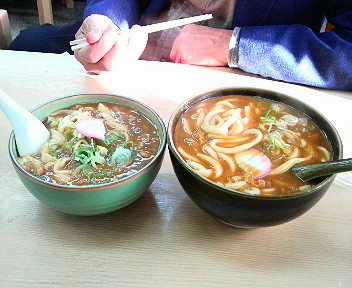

left=228, top=27, right=241, bottom=68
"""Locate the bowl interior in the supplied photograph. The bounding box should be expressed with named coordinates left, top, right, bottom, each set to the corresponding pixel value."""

left=167, top=87, right=343, bottom=199
left=9, top=93, right=167, bottom=189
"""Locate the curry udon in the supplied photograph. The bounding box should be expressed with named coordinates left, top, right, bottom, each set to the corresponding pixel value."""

left=17, top=102, right=161, bottom=186
left=174, top=96, right=332, bottom=196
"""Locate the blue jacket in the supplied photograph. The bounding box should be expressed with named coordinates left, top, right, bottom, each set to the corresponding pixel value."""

left=84, top=0, right=352, bottom=91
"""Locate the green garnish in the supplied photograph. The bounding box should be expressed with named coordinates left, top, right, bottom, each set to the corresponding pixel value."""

left=80, top=164, right=96, bottom=176
left=269, top=154, right=284, bottom=161
left=71, top=129, right=135, bottom=181
left=111, top=146, right=133, bottom=167
left=64, top=130, right=74, bottom=141
left=74, top=141, right=105, bottom=168
left=104, top=130, right=135, bottom=167
left=124, top=141, right=134, bottom=151
left=260, top=104, right=277, bottom=123
left=267, top=133, right=291, bottom=154
left=260, top=114, right=277, bottom=123
left=104, top=131, right=127, bottom=153
left=49, top=143, right=62, bottom=156
left=265, top=104, right=276, bottom=117
left=74, top=146, right=95, bottom=165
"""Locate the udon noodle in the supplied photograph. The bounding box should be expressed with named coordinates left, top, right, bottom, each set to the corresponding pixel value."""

left=17, top=102, right=161, bottom=186
left=174, top=96, right=332, bottom=196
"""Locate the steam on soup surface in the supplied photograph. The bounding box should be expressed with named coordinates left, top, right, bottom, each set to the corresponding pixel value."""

left=18, top=102, right=161, bottom=186
left=174, top=96, right=332, bottom=196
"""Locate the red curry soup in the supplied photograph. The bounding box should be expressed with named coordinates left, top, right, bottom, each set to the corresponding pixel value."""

left=18, top=102, right=161, bottom=186
left=174, top=96, right=332, bottom=196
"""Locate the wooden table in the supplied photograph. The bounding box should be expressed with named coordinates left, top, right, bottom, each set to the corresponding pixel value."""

left=0, top=50, right=351, bottom=288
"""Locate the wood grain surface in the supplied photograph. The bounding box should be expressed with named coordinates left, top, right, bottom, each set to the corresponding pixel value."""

left=0, top=51, right=351, bottom=288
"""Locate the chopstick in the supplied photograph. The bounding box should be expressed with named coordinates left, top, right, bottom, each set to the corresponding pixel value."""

left=70, top=13, right=213, bottom=52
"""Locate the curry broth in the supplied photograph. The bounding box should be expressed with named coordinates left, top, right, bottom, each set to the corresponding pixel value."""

left=174, top=96, right=332, bottom=196
left=18, top=102, right=161, bottom=186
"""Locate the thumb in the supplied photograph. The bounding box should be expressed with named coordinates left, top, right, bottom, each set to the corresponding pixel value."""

left=86, top=29, right=104, bottom=44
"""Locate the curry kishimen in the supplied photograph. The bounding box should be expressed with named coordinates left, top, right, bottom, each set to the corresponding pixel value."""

left=17, top=102, right=161, bottom=186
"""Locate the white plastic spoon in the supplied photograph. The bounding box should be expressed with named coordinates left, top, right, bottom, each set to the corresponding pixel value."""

left=0, top=87, right=50, bottom=157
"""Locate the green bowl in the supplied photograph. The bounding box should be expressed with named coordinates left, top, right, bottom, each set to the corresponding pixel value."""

left=9, top=94, right=166, bottom=216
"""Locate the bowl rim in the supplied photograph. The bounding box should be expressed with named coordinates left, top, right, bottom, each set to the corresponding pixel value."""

left=9, top=93, right=167, bottom=191
left=167, top=86, right=343, bottom=200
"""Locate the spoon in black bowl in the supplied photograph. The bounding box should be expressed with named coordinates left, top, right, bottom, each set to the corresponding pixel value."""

left=291, top=158, right=352, bottom=182
left=234, top=149, right=351, bottom=182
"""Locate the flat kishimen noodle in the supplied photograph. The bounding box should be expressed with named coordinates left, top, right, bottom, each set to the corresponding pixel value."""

left=174, top=96, right=332, bottom=196
left=17, top=102, right=161, bottom=186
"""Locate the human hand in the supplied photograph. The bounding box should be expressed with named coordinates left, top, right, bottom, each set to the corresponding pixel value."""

left=170, top=24, right=232, bottom=66
left=74, top=14, right=148, bottom=74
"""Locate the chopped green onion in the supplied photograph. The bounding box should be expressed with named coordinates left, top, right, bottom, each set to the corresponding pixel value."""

left=267, top=133, right=291, bottom=154
left=74, top=146, right=95, bottom=165
left=64, top=129, right=74, bottom=141
left=269, top=154, right=284, bottom=161
left=74, top=144, right=105, bottom=168
left=111, top=146, right=133, bottom=167
left=264, top=104, right=275, bottom=117
left=104, top=131, right=127, bottom=152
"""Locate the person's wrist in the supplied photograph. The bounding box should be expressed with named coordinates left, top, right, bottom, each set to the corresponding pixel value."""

left=228, top=27, right=241, bottom=68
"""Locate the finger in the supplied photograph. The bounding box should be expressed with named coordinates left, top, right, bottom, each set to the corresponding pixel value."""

left=77, top=26, right=120, bottom=64
left=169, top=48, right=176, bottom=62
left=85, top=29, right=104, bottom=44
left=84, top=35, right=128, bottom=73
left=175, top=52, right=182, bottom=64
left=76, top=58, right=100, bottom=73
left=75, top=25, right=86, bottom=40
left=77, top=30, right=130, bottom=73
left=85, top=29, right=143, bottom=72
left=79, top=43, right=117, bottom=73
left=99, top=42, right=121, bottom=71
left=170, top=45, right=182, bottom=63
left=170, top=42, right=178, bottom=62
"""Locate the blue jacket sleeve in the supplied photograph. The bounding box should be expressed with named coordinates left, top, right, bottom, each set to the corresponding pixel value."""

left=83, top=0, right=139, bottom=30
left=236, top=1, right=352, bottom=91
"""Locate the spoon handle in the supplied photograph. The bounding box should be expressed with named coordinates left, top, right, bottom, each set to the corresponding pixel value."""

left=292, top=158, right=352, bottom=182
left=0, top=88, right=50, bottom=156
left=0, top=88, right=33, bottom=130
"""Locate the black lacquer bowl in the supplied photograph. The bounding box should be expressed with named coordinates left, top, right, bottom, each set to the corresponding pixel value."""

left=167, top=88, right=342, bottom=228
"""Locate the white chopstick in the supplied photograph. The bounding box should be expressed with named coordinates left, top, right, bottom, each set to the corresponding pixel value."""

left=70, top=13, right=213, bottom=52
left=136, top=13, right=213, bottom=34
